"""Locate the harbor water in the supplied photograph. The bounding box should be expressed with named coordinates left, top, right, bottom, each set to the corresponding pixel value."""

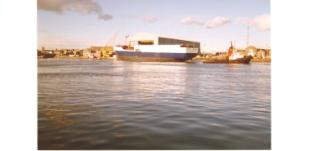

left=38, top=59, right=271, bottom=149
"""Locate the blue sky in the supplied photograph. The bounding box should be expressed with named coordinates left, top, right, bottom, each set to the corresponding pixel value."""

left=38, top=0, right=270, bottom=52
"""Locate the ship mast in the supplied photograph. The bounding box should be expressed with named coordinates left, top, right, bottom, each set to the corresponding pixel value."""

left=228, top=41, right=234, bottom=57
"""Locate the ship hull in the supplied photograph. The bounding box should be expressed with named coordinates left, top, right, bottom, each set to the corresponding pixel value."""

left=42, top=53, right=56, bottom=58
left=203, top=56, right=252, bottom=64
left=116, top=51, right=197, bottom=62
left=228, top=57, right=252, bottom=64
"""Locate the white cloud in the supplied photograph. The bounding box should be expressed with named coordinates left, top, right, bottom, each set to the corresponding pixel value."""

left=253, top=14, right=270, bottom=31
left=181, top=16, right=230, bottom=28
left=181, top=16, right=205, bottom=26
left=205, top=17, right=230, bottom=29
left=237, top=14, right=270, bottom=31
left=142, top=16, right=158, bottom=23
left=37, top=0, right=112, bottom=21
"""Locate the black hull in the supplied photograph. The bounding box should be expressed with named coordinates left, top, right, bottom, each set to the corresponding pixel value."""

left=116, top=51, right=197, bottom=62
left=203, top=56, right=252, bottom=64
left=42, top=54, right=56, bottom=58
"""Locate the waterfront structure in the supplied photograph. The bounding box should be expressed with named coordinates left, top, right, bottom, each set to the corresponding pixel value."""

left=38, top=46, right=56, bottom=58
left=53, top=49, right=62, bottom=56
left=82, top=49, right=93, bottom=59
left=244, top=46, right=271, bottom=62
left=89, top=46, right=114, bottom=58
left=257, top=48, right=271, bottom=59
left=114, top=32, right=200, bottom=62
left=245, top=46, right=257, bottom=57
left=245, top=46, right=271, bottom=59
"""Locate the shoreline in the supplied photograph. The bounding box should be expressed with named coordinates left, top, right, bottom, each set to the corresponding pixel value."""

left=38, top=57, right=271, bottom=64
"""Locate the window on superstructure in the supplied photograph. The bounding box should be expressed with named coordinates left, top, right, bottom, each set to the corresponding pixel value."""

left=138, top=40, right=154, bottom=45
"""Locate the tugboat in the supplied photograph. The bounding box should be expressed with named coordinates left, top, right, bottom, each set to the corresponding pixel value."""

left=203, top=42, right=252, bottom=64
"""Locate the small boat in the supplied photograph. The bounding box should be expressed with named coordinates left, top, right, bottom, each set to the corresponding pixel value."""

left=203, top=42, right=252, bottom=64
left=42, top=51, right=56, bottom=58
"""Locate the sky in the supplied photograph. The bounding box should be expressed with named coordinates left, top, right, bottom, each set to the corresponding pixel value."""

left=38, top=0, right=270, bottom=52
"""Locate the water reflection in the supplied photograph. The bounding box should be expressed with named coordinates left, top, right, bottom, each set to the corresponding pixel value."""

left=38, top=59, right=270, bottom=149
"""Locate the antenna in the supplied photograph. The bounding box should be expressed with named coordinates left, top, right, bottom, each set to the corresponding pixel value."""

left=125, top=34, right=129, bottom=45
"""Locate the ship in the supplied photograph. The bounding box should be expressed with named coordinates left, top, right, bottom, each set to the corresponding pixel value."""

left=114, top=33, right=200, bottom=62
left=42, top=53, right=56, bottom=58
left=42, top=51, right=56, bottom=58
left=203, top=42, right=252, bottom=64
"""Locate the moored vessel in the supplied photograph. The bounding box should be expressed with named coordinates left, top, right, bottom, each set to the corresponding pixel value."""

left=203, top=42, right=252, bottom=64
left=42, top=51, right=56, bottom=58
left=114, top=33, right=200, bottom=62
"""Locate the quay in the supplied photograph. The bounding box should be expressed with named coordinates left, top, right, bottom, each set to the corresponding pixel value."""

left=38, top=34, right=270, bottom=63
left=37, top=47, right=271, bottom=63
left=37, top=46, right=116, bottom=60
left=188, top=43, right=271, bottom=64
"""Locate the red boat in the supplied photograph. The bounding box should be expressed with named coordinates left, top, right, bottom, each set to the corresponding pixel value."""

left=203, top=42, right=253, bottom=64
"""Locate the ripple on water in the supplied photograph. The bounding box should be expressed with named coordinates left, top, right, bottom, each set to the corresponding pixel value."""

left=38, top=59, right=271, bottom=149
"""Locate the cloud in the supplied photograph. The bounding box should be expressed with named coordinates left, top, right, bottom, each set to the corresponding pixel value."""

left=37, top=0, right=112, bottom=21
left=142, top=16, right=158, bottom=23
left=181, top=16, right=230, bottom=28
left=237, top=14, right=270, bottom=31
left=98, top=14, right=113, bottom=21
left=205, top=17, right=230, bottom=29
left=253, top=14, right=270, bottom=31
left=181, top=16, right=205, bottom=26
